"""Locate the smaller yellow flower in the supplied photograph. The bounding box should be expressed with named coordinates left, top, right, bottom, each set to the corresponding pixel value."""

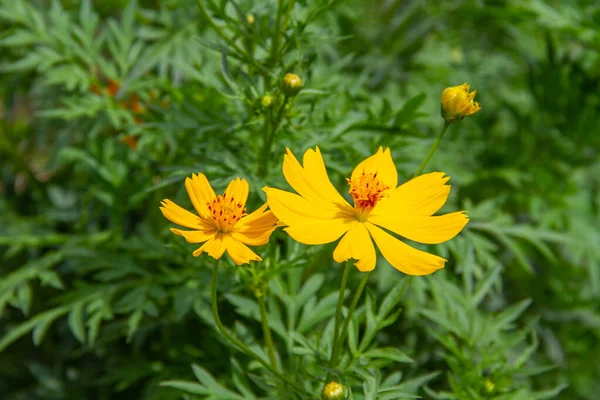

left=160, top=174, right=277, bottom=265
left=322, top=382, right=345, bottom=400
left=441, top=82, right=481, bottom=122
left=246, top=14, right=255, bottom=25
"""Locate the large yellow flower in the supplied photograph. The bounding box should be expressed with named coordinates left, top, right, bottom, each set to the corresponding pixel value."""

left=160, top=174, right=277, bottom=265
left=263, top=148, right=468, bottom=275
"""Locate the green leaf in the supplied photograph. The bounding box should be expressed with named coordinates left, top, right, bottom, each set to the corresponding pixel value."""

left=68, top=302, right=86, bottom=343
left=362, top=347, right=413, bottom=363
left=160, top=380, right=209, bottom=395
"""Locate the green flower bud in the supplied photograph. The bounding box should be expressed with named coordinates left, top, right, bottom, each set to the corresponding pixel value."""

left=281, top=73, right=302, bottom=96
left=261, top=94, right=274, bottom=109
left=322, top=382, right=345, bottom=400
left=484, top=379, right=495, bottom=393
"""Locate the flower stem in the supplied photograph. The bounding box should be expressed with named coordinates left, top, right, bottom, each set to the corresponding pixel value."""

left=258, top=294, right=279, bottom=372
left=413, top=121, right=450, bottom=178
left=329, top=261, right=351, bottom=367
left=257, top=95, right=289, bottom=177
left=210, top=260, right=305, bottom=393
left=195, top=0, right=270, bottom=77
left=330, top=270, right=371, bottom=367
left=270, top=0, right=284, bottom=68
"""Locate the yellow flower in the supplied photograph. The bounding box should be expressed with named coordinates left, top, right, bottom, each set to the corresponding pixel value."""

left=263, top=148, right=468, bottom=275
left=160, top=174, right=277, bottom=265
left=441, top=82, right=481, bottom=122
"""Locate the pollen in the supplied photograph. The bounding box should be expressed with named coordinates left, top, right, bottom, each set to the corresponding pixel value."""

left=347, top=171, right=390, bottom=213
left=207, top=193, right=246, bottom=233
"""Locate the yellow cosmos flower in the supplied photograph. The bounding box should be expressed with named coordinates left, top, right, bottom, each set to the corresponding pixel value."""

left=263, top=148, right=469, bottom=275
left=441, top=82, right=481, bottom=122
left=160, top=174, right=277, bottom=265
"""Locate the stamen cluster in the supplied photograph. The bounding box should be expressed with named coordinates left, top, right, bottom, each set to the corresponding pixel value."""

left=347, top=171, right=389, bottom=211
left=208, top=193, right=246, bottom=233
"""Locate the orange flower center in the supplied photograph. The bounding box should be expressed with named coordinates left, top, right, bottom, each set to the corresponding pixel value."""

left=347, top=171, right=389, bottom=220
left=207, top=193, right=246, bottom=233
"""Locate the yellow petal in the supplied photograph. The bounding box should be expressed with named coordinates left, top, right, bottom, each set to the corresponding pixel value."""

left=171, top=227, right=217, bottom=243
left=235, top=203, right=276, bottom=228
left=333, top=223, right=376, bottom=272
left=224, top=235, right=262, bottom=265
left=365, top=223, right=445, bottom=276
left=224, top=177, right=249, bottom=207
left=185, top=173, right=216, bottom=218
left=282, top=147, right=350, bottom=207
left=374, top=172, right=451, bottom=217
left=369, top=212, right=469, bottom=244
left=264, top=187, right=352, bottom=223
left=192, top=233, right=227, bottom=259
left=160, top=199, right=206, bottom=230
left=284, top=219, right=355, bottom=245
left=350, top=147, right=397, bottom=190
left=265, top=187, right=355, bottom=244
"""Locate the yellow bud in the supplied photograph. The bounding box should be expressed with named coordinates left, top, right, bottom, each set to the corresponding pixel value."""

left=440, top=82, right=481, bottom=123
left=282, top=73, right=303, bottom=96
left=321, top=382, right=345, bottom=400
left=261, top=95, right=274, bottom=109
left=484, top=379, right=495, bottom=393
left=246, top=14, right=255, bottom=25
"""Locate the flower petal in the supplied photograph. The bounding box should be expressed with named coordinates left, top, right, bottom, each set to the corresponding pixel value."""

left=171, top=227, right=217, bottom=243
left=282, top=147, right=350, bottom=207
left=160, top=199, right=206, bottom=230
left=264, top=187, right=355, bottom=244
left=369, top=212, right=469, bottom=244
left=264, top=187, right=353, bottom=223
left=333, top=223, right=376, bottom=272
left=185, top=173, right=216, bottom=218
left=232, top=204, right=278, bottom=246
left=284, top=220, right=355, bottom=245
left=365, top=223, right=445, bottom=276
left=350, top=147, right=397, bottom=189
left=373, top=172, right=451, bottom=217
left=192, top=233, right=227, bottom=259
left=224, top=177, right=249, bottom=207
left=224, top=235, right=262, bottom=265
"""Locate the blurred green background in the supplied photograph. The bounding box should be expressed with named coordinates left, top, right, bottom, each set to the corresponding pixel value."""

left=1, top=0, right=599, bottom=399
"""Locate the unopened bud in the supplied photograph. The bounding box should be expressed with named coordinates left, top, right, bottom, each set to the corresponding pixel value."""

left=246, top=14, right=255, bottom=25
left=281, top=73, right=302, bottom=96
left=440, top=82, right=481, bottom=123
left=261, top=95, right=274, bottom=109
left=484, top=379, right=495, bottom=393
left=322, top=382, right=345, bottom=400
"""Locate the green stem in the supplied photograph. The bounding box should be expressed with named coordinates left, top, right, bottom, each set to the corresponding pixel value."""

left=258, top=294, right=279, bottom=372
left=257, top=96, right=289, bottom=177
left=329, top=261, right=351, bottom=367
left=210, top=260, right=305, bottom=393
left=330, top=270, right=371, bottom=367
left=270, top=0, right=285, bottom=67
left=413, top=121, right=450, bottom=178
left=195, top=0, right=270, bottom=77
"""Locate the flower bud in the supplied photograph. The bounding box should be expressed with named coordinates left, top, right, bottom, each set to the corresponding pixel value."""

left=321, top=381, right=345, bottom=400
left=246, top=14, right=255, bottom=25
left=281, top=73, right=302, bottom=96
left=440, top=82, right=480, bottom=123
left=261, top=94, right=274, bottom=109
